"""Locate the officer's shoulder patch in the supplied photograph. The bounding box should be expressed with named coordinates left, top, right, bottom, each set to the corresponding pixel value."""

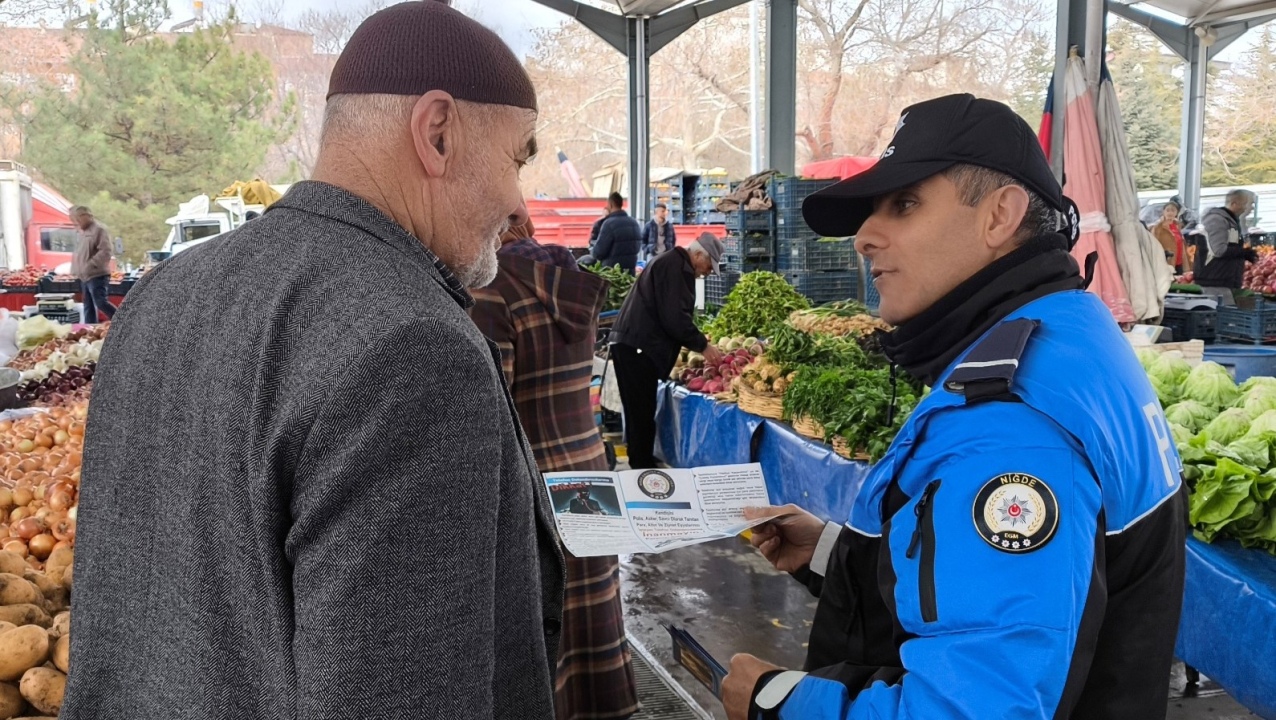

left=972, top=473, right=1059, bottom=554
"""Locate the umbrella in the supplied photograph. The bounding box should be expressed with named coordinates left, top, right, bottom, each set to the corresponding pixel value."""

left=1096, top=62, right=1172, bottom=323
left=1063, top=52, right=1135, bottom=323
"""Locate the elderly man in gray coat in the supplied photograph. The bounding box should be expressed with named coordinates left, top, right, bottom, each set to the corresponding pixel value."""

left=63, top=4, right=564, bottom=720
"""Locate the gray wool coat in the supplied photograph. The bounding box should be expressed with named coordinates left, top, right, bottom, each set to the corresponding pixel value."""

left=61, top=182, right=565, bottom=720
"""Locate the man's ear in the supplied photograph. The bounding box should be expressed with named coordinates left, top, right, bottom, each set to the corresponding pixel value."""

left=982, top=184, right=1030, bottom=251
left=411, top=91, right=459, bottom=179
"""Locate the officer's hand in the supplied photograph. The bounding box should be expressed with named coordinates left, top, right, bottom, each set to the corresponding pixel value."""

left=744, top=505, right=826, bottom=573
left=1245, top=247, right=1260, bottom=263
left=722, top=653, right=782, bottom=720
left=702, top=344, right=725, bottom=366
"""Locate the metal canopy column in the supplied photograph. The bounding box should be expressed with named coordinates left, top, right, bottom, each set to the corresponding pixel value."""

left=530, top=0, right=752, bottom=218
left=1049, top=0, right=1089, bottom=180
left=1180, top=32, right=1206, bottom=211
left=629, top=17, right=651, bottom=221
left=766, top=0, right=798, bottom=174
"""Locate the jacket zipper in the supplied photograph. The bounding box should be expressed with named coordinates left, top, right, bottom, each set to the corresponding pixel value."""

left=905, top=480, right=941, bottom=623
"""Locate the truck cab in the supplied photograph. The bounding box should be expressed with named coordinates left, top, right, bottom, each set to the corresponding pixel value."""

left=0, top=161, right=76, bottom=272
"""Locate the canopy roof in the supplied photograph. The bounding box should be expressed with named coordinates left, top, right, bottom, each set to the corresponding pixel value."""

left=1113, top=0, right=1276, bottom=25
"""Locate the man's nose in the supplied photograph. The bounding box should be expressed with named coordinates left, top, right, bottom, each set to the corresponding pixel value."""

left=854, top=213, right=885, bottom=256
left=510, top=199, right=529, bottom=227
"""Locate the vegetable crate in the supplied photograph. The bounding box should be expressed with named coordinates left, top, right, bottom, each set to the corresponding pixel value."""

left=705, top=272, right=741, bottom=307
left=769, top=177, right=838, bottom=210
left=776, top=237, right=857, bottom=272
left=862, top=254, right=880, bottom=309
left=39, top=278, right=79, bottom=294
left=1217, top=301, right=1276, bottom=344
left=782, top=270, right=858, bottom=305
left=36, top=308, right=81, bottom=325
left=108, top=280, right=136, bottom=297
left=725, top=210, right=775, bottom=236
left=774, top=207, right=816, bottom=241
left=1161, top=308, right=1217, bottom=343
left=722, top=234, right=775, bottom=273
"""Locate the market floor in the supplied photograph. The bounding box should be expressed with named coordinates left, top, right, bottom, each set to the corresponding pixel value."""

left=620, top=538, right=1259, bottom=720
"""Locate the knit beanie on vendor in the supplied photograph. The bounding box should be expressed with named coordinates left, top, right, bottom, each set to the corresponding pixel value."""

left=327, top=1, right=537, bottom=112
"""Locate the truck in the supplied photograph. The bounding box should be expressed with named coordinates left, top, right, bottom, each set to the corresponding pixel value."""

left=160, top=181, right=290, bottom=256
left=0, top=161, right=77, bottom=272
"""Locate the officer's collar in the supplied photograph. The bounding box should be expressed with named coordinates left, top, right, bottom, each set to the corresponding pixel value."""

left=878, top=233, right=1081, bottom=387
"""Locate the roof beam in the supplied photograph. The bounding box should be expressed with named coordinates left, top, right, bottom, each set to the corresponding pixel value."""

left=1198, top=1, right=1276, bottom=24
left=1109, top=2, right=1193, bottom=58
left=649, top=0, right=751, bottom=53
left=527, top=0, right=628, bottom=54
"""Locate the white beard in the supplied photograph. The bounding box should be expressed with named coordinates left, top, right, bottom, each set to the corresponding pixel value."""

left=458, top=226, right=504, bottom=289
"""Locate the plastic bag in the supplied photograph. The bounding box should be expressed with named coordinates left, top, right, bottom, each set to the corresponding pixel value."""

left=15, top=315, right=69, bottom=351
left=0, top=310, right=18, bottom=365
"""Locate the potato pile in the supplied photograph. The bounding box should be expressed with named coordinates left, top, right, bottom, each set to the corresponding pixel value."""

left=0, top=546, right=73, bottom=719
left=0, top=404, right=85, bottom=569
left=787, top=309, right=890, bottom=338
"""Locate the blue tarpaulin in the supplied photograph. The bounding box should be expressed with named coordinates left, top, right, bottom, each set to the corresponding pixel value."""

left=652, top=383, right=1276, bottom=717
left=1177, top=538, right=1276, bottom=719
left=654, top=383, right=872, bottom=522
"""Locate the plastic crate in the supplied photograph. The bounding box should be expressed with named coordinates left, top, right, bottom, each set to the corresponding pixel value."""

left=769, top=177, right=838, bottom=210
left=782, top=270, right=858, bottom=304
left=776, top=237, right=857, bottom=272
left=705, top=272, right=741, bottom=306
left=723, top=234, right=774, bottom=258
left=700, top=211, right=727, bottom=225
left=723, top=257, right=775, bottom=273
left=1161, top=308, right=1217, bottom=342
left=862, top=255, right=880, bottom=309
left=725, top=210, right=775, bottom=236
left=108, top=280, right=136, bottom=297
left=36, top=308, right=80, bottom=325
left=39, top=278, right=80, bottom=293
left=1216, top=300, right=1276, bottom=344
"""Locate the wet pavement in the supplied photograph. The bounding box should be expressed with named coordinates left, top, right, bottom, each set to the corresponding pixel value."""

left=621, top=538, right=1259, bottom=720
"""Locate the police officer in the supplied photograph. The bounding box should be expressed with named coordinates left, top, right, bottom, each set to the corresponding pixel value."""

left=724, top=94, right=1187, bottom=720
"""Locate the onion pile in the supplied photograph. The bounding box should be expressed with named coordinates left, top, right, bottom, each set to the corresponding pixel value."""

left=17, top=364, right=95, bottom=407
left=0, top=404, right=85, bottom=570
left=9, top=326, right=107, bottom=374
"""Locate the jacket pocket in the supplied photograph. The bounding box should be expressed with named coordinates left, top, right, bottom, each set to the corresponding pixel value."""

left=905, top=480, right=941, bottom=623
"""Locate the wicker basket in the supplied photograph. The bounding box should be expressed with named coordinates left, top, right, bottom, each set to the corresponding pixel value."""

left=735, top=382, right=785, bottom=420
left=831, top=436, right=871, bottom=462
left=792, top=415, right=825, bottom=441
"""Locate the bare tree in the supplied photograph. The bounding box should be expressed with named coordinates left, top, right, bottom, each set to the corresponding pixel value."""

left=0, top=0, right=76, bottom=25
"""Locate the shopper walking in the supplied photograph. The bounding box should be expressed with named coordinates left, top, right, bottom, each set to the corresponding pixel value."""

left=609, top=234, right=724, bottom=469
left=1195, top=189, right=1257, bottom=306
left=730, top=95, right=1186, bottom=720
left=470, top=218, right=639, bottom=720
left=65, top=4, right=564, bottom=720
left=70, top=206, right=115, bottom=323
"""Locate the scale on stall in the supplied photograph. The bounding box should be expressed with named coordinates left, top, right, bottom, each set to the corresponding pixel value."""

left=1164, top=293, right=1219, bottom=312
left=25, top=293, right=82, bottom=324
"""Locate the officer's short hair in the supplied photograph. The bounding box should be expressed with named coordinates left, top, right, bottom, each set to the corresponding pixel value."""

left=941, top=164, right=1056, bottom=242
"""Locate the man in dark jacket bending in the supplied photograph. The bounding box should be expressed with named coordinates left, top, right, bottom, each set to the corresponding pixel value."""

left=609, top=235, right=724, bottom=468
left=64, top=5, right=565, bottom=720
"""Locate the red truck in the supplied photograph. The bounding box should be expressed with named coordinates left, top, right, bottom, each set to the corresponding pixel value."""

left=0, top=161, right=77, bottom=274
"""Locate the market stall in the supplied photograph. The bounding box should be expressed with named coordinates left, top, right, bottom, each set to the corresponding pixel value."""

left=649, top=267, right=1276, bottom=717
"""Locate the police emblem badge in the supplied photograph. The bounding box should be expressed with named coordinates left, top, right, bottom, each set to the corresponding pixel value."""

left=972, top=473, right=1059, bottom=553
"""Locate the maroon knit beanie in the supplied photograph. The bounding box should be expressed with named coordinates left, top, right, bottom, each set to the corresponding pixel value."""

left=327, top=1, right=537, bottom=111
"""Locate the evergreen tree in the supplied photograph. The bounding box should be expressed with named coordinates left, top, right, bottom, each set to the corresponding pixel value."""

left=1106, top=19, right=1182, bottom=192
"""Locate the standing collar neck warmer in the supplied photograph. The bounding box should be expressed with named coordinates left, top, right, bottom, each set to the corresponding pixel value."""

left=878, top=233, right=1082, bottom=386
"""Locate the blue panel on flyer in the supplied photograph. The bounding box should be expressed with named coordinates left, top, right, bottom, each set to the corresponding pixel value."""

left=1176, top=537, right=1276, bottom=720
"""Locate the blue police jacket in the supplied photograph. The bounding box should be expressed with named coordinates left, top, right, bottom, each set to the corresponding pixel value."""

left=755, top=290, right=1188, bottom=720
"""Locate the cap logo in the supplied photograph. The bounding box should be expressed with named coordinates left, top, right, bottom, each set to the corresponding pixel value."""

left=894, top=112, right=908, bottom=135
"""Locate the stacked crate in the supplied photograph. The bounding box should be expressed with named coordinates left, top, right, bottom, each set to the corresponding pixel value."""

left=695, top=171, right=730, bottom=225
left=722, top=210, right=776, bottom=273
left=769, top=177, right=855, bottom=304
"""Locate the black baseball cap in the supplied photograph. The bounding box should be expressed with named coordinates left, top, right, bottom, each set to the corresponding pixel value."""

left=802, top=94, right=1066, bottom=238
